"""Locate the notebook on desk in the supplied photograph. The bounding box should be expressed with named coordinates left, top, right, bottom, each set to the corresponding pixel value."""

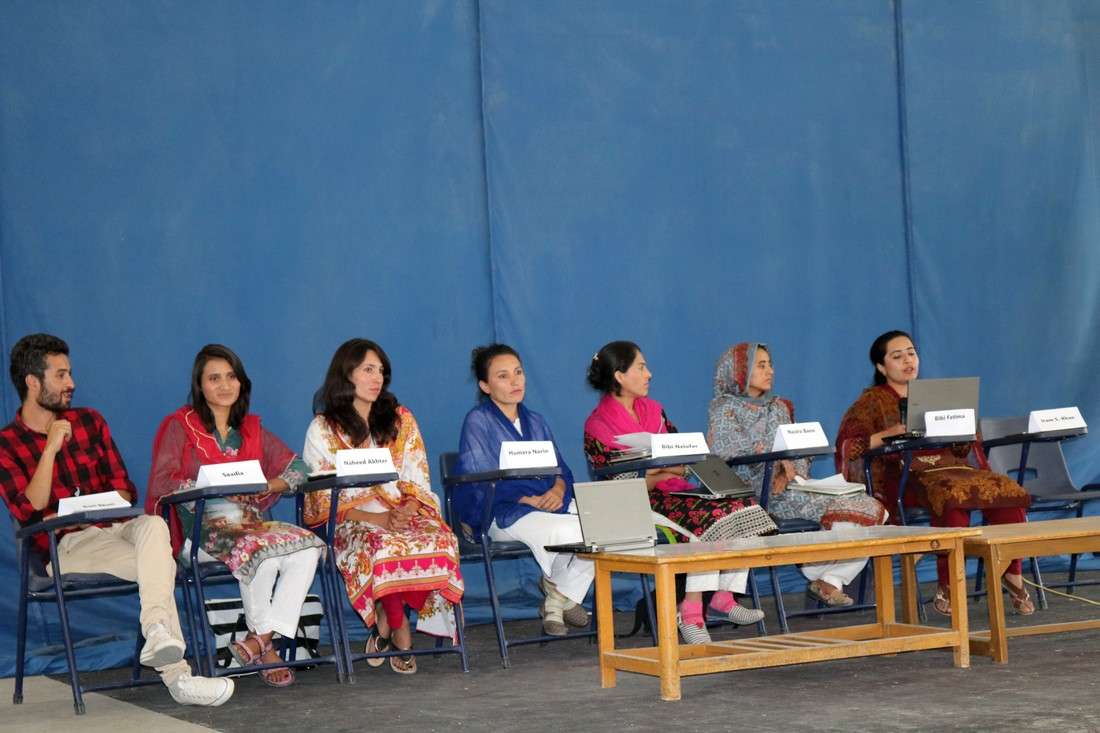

left=669, top=455, right=755, bottom=500
left=883, top=377, right=980, bottom=443
left=543, top=478, right=656, bottom=554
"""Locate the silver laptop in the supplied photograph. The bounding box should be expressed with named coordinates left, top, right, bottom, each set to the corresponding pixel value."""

left=543, top=478, right=656, bottom=553
left=670, top=454, right=754, bottom=500
left=886, top=377, right=980, bottom=441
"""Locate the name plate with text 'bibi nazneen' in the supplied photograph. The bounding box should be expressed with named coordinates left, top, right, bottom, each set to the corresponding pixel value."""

left=651, top=432, right=709, bottom=459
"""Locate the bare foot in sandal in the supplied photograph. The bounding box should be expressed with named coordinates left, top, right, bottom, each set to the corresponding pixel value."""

left=1002, top=573, right=1035, bottom=615
left=389, top=617, right=416, bottom=675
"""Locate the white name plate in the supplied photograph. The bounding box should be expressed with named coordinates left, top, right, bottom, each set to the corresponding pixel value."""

left=196, top=459, right=266, bottom=488
left=1028, top=407, right=1087, bottom=434
left=499, top=441, right=558, bottom=470
left=57, top=490, right=130, bottom=516
left=336, top=448, right=397, bottom=477
left=651, top=432, right=709, bottom=459
left=924, top=409, right=976, bottom=438
left=772, top=422, right=830, bottom=452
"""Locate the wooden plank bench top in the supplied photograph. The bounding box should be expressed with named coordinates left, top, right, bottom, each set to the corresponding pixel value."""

left=964, top=517, right=1100, bottom=663
left=586, top=525, right=978, bottom=701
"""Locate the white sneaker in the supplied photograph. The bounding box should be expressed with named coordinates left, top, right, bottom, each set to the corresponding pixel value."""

left=139, top=623, right=186, bottom=668
left=167, top=673, right=234, bottom=707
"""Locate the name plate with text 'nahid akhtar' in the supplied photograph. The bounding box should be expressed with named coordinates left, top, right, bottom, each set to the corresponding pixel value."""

left=499, top=441, right=558, bottom=471
left=1028, top=407, right=1087, bottom=434
left=651, top=432, right=709, bottom=459
left=196, top=459, right=266, bottom=488
left=772, top=422, right=829, bottom=452
left=336, top=448, right=397, bottom=477
left=924, top=408, right=976, bottom=439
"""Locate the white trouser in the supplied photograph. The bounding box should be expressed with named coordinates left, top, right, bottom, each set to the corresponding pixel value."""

left=488, top=503, right=594, bottom=605
left=799, top=521, right=869, bottom=589
left=651, top=512, right=749, bottom=595
left=238, top=547, right=321, bottom=638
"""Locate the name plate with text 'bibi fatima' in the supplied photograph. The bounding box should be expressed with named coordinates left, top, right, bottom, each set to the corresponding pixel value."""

left=651, top=432, right=709, bottom=459
left=924, top=408, right=976, bottom=438
left=499, top=441, right=558, bottom=471
left=196, top=459, right=266, bottom=488
left=336, top=448, right=397, bottom=477
left=772, top=422, right=830, bottom=452
left=1028, top=407, right=1087, bottom=434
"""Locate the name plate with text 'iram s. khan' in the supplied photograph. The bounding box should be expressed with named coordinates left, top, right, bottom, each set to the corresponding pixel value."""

left=499, top=441, right=558, bottom=471
left=1028, top=407, right=1087, bottom=434
left=336, top=448, right=397, bottom=477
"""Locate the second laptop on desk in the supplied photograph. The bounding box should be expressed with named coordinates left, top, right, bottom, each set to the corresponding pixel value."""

left=544, top=478, right=657, bottom=554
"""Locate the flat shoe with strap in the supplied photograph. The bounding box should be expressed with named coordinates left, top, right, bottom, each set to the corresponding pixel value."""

left=1002, top=578, right=1036, bottom=616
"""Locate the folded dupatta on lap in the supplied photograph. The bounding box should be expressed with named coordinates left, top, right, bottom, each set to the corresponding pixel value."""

left=454, top=400, right=574, bottom=532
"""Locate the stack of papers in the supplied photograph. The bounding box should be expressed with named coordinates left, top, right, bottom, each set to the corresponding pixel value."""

left=791, top=474, right=865, bottom=496
left=608, top=432, right=652, bottom=462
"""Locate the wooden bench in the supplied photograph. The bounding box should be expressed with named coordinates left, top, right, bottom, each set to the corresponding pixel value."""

left=965, top=516, right=1100, bottom=663
left=587, top=525, right=978, bottom=701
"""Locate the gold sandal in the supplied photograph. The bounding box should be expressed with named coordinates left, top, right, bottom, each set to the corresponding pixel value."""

left=931, top=585, right=952, bottom=616
left=1002, top=577, right=1036, bottom=616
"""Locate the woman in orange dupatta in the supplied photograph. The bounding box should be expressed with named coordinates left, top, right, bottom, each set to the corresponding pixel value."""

left=303, top=338, right=463, bottom=675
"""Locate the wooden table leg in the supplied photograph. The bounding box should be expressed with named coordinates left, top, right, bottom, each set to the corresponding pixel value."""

left=947, top=540, right=970, bottom=668
left=900, top=554, right=919, bottom=624
left=985, top=548, right=1010, bottom=664
left=595, top=562, right=616, bottom=688
left=654, top=565, right=681, bottom=701
left=873, top=554, right=896, bottom=630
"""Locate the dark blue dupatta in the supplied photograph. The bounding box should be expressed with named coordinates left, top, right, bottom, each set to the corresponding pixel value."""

left=454, top=400, right=575, bottom=532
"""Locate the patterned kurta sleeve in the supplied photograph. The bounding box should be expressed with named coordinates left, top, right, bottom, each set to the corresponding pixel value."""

left=301, top=417, right=335, bottom=526
left=261, top=428, right=308, bottom=490
left=394, top=409, right=439, bottom=510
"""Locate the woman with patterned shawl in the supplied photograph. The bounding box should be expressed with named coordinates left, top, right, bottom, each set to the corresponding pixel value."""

left=147, top=344, right=323, bottom=688
left=835, top=330, right=1033, bottom=616
left=302, top=338, right=463, bottom=675
left=454, top=343, right=592, bottom=637
left=708, top=342, right=888, bottom=607
left=582, top=341, right=769, bottom=643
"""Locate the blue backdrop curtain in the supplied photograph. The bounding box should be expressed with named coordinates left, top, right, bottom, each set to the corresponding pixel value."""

left=1, top=0, right=1097, bottom=675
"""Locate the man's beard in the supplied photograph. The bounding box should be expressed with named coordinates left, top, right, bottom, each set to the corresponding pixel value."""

left=37, top=387, right=72, bottom=414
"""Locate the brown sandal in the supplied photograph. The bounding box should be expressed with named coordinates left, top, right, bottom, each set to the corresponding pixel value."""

left=389, top=645, right=417, bottom=675
left=931, top=585, right=952, bottom=616
left=1002, top=577, right=1036, bottom=616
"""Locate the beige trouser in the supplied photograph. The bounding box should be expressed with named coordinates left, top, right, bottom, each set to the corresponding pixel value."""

left=47, top=514, right=191, bottom=680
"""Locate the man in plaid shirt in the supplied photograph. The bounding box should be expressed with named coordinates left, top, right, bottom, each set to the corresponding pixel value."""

left=0, top=334, right=233, bottom=707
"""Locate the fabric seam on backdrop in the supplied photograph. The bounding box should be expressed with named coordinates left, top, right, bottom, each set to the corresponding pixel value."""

left=893, top=0, right=919, bottom=343
left=475, top=0, right=501, bottom=342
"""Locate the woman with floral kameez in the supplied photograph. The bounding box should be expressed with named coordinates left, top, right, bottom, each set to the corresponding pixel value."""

left=582, top=341, right=770, bottom=643
left=835, top=330, right=1033, bottom=616
left=302, top=338, right=463, bottom=674
left=147, top=344, right=323, bottom=688
left=708, top=342, right=887, bottom=607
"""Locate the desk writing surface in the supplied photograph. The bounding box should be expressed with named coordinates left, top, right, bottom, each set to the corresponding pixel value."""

left=964, top=516, right=1100, bottom=545
left=583, top=525, right=978, bottom=565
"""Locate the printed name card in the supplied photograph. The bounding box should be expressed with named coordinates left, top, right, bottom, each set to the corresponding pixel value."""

left=336, top=448, right=397, bottom=477
left=651, top=432, right=709, bottom=459
left=499, top=441, right=558, bottom=470
left=924, top=409, right=976, bottom=438
left=57, top=490, right=130, bottom=516
left=1028, top=407, right=1087, bottom=434
left=772, top=422, right=830, bottom=452
left=196, top=460, right=267, bottom=488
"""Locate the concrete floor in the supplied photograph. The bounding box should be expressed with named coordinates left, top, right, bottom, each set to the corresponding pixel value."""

left=13, top=575, right=1100, bottom=733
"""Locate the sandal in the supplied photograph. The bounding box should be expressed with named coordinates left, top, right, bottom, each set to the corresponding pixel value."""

left=389, top=645, right=417, bottom=675
left=259, top=663, right=295, bottom=688
left=931, top=585, right=952, bottom=616
left=807, top=580, right=854, bottom=607
left=1002, top=577, right=1036, bottom=616
left=229, top=633, right=264, bottom=667
left=365, top=632, right=392, bottom=668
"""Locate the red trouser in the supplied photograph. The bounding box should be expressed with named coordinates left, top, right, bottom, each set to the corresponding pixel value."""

left=931, top=506, right=1026, bottom=585
left=378, top=590, right=430, bottom=630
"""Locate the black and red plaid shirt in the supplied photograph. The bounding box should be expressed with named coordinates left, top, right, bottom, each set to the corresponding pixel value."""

left=0, top=407, right=137, bottom=555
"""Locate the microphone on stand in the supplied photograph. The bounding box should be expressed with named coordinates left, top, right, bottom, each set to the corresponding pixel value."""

left=898, top=397, right=908, bottom=427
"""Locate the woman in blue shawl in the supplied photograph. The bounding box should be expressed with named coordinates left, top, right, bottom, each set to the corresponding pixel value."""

left=455, top=344, right=592, bottom=636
